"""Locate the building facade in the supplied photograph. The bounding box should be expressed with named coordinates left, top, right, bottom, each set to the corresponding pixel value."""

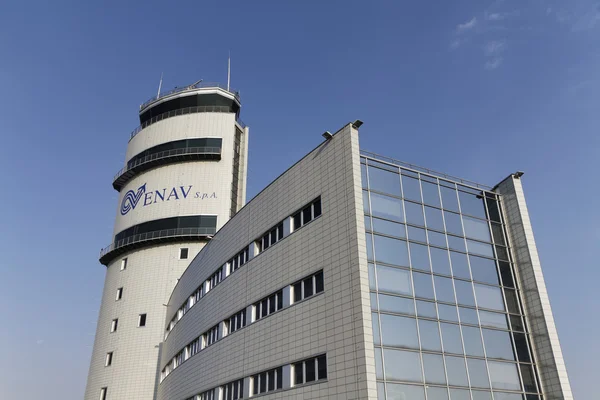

left=155, top=123, right=572, bottom=400
left=85, top=82, right=248, bottom=400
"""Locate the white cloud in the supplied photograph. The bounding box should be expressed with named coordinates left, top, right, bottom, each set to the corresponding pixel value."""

left=485, top=57, right=503, bottom=70
left=486, top=13, right=504, bottom=21
left=484, top=40, right=506, bottom=56
left=457, top=17, right=477, bottom=32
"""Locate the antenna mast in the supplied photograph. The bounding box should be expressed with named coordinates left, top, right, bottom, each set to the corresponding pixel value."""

left=227, top=52, right=231, bottom=91
left=156, top=72, right=163, bottom=99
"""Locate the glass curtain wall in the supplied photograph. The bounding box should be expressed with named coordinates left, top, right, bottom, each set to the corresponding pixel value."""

left=361, top=157, right=542, bottom=400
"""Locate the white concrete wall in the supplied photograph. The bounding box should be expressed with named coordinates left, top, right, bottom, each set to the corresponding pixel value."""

left=497, top=175, right=573, bottom=400
left=157, top=124, right=377, bottom=400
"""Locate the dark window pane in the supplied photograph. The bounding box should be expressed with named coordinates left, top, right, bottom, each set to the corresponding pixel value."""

left=302, top=206, right=312, bottom=224
left=366, top=233, right=373, bottom=260
left=402, top=175, right=422, bottom=202
left=293, top=282, right=302, bottom=302
left=370, top=192, right=404, bottom=222
left=261, top=300, right=268, bottom=317
left=520, top=363, right=537, bottom=392
left=315, top=271, right=324, bottom=293
left=491, top=223, right=505, bottom=246
left=253, top=375, right=258, bottom=394
left=361, top=164, right=368, bottom=188
left=270, top=229, right=277, bottom=245
left=363, top=191, right=370, bottom=214
left=370, top=167, right=401, bottom=196
left=317, top=355, right=327, bottom=379
left=268, top=370, right=275, bottom=391
left=277, top=292, right=283, bottom=309
left=513, top=332, right=531, bottom=362
left=294, top=362, right=303, bottom=384
left=495, top=245, right=509, bottom=261
left=269, top=295, right=276, bottom=313
left=313, top=198, right=322, bottom=217
left=260, top=372, right=267, bottom=392
left=499, top=262, right=515, bottom=288
left=486, top=197, right=501, bottom=223
left=303, top=277, right=313, bottom=297
left=504, top=288, right=521, bottom=314
left=305, top=359, right=316, bottom=382
left=510, top=315, right=524, bottom=331
left=277, top=367, right=283, bottom=388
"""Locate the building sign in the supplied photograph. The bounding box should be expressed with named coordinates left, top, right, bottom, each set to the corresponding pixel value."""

left=120, top=183, right=217, bottom=215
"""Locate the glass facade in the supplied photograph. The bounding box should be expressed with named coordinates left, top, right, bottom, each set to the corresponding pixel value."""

left=362, top=157, right=542, bottom=400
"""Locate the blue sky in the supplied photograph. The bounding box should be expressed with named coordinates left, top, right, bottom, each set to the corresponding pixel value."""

left=0, top=0, right=597, bottom=398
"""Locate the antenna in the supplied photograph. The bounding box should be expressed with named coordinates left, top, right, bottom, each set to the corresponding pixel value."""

left=156, top=72, right=163, bottom=99
left=227, top=51, right=231, bottom=91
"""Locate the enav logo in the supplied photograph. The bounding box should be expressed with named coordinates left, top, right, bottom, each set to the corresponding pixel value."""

left=120, top=183, right=216, bottom=216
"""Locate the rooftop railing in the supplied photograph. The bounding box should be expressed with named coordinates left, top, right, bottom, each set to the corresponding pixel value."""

left=129, top=105, right=245, bottom=141
left=99, top=227, right=216, bottom=265
left=140, top=82, right=240, bottom=110
left=360, top=150, right=493, bottom=191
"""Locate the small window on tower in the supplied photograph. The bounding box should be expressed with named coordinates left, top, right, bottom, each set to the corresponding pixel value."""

left=115, top=287, right=123, bottom=301
left=180, top=248, right=189, bottom=260
left=138, top=314, right=147, bottom=327
left=100, top=387, right=107, bottom=400
left=110, top=319, right=118, bottom=333
left=120, top=258, right=127, bottom=271
left=105, top=352, right=113, bottom=367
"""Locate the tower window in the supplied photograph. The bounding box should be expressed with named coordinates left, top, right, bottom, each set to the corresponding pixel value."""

left=120, top=258, right=127, bottom=271
left=100, top=387, right=107, bottom=400
left=180, top=248, right=189, bottom=259
left=138, top=314, right=147, bottom=327
left=105, top=352, right=113, bottom=367
left=115, top=287, right=123, bottom=301
left=110, top=319, right=118, bottom=333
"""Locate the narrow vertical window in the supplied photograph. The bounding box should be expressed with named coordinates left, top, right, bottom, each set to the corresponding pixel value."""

left=105, top=352, right=113, bottom=367
left=115, top=287, right=123, bottom=301
left=110, top=319, right=118, bottom=332
left=120, top=258, right=127, bottom=271
left=100, top=387, right=107, bottom=400
left=138, top=314, right=147, bottom=327
left=180, top=248, right=189, bottom=259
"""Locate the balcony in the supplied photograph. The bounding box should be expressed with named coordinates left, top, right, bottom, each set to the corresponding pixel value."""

left=140, top=82, right=240, bottom=112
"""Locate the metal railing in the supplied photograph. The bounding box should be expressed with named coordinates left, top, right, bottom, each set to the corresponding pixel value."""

left=360, top=150, right=493, bottom=191
left=130, top=105, right=245, bottom=141
left=99, top=227, right=216, bottom=261
left=113, top=146, right=221, bottom=183
left=140, top=82, right=240, bottom=110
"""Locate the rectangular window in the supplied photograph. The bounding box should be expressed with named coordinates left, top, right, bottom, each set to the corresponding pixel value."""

left=291, top=197, right=322, bottom=232
left=292, top=271, right=324, bottom=303
left=208, top=269, right=223, bottom=290
left=227, top=309, right=246, bottom=334
left=189, top=337, right=200, bottom=356
left=105, top=352, right=113, bottom=367
left=294, top=355, right=327, bottom=385
left=205, top=325, right=219, bottom=346
left=229, top=247, right=249, bottom=274
left=110, top=319, right=118, bottom=332
left=138, top=314, right=147, bottom=327
left=120, top=258, right=127, bottom=271
left=115, top=287, right=123, bottom=301
left=100, top=387, right=107, bottom=400
left=252, top=367, right=283, bottom=395
left=254, top=290, right=283, bottom=321
left=180, top=248, right=189, bottom=259
left=222, top=379, right=244, bottom=400
left=199, top=389, right=215, bottom=400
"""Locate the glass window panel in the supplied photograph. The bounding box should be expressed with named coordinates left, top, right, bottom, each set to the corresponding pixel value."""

left=373, top=218, right=406, bottom=238
left=368, top=263, right=376, bottom=290
left=410, top=243, right=430, bottom=271
left=463, top=216, right=492, bottom=242
left=374, top=235, right=410, bottom=267
left=441, top=186, right=460, bottom=212
left=386, top=383, right=425, bottom=400
left=383, top=349, right=423, bottom=383
left=525, top=395, right=539, bottom=400
left=472, top=391, right=493, bottom=400
left=364, top=215, right=372, bottom=231
left=430, top=247, right=451, bottom=275
left=474, top=284, right=505, bottom=311
left=458, top=191, right=487, bottom=219
left=427, top=387, right=449, bottom=400
left=407, top=226, right=427, bottom=242
left=454, top=280, right=476, bottom=306
left=372, top=313, right=381, bottom=345
left=495, top=245, right=509, bottom=261
left=467, top=358, right=490, bottom=388
left=504, top=289, right=520, bottom=314
left=491, top=223, right=506, bottom=246
left=361, top=164, right=368, bottom=189
left=405, top=201, right=425, bottom=226
left=499, top=262, right=515, bottom=288
left=416, top=300, right=437, bottom=318
left=434, top=276, right=456, bottom=303
left=445, top=356, right=469, bottom=387
left=461, top=326, right=485, bottom=357
left=377, top=265, right=413, bottom=296
left=413, top=272, right=435, bottom=299
left=449, top=388, right=472, bottom=400
left=513, top=332, right=531, bottom=362
left=371, top=192, right=404, bottom=222
left=371, top=293, right=378, bottom=310
left=440, top=323, right=463, bottom=354
left=488, top=361, right=521, bottom=390
left=469, top=256, right=500, bottom=285
left=438, top=304, right=459, bottom=322
left=493, top=393, right=525, bottom=400
left=374, top=347, right=384, bottom=379
left=402, top=175, right=422, bottom=202
left=428, top=231, right=447, bottom=248
left=444, top=211, right=463, bottom=236
left=479, top=311, right=508, bottom=329
left=520, top=363, right=537, bottom=392
left=363, top=191, right=371, bottom=214
left=447, top=235, right=467, bottom=252
left=378, top=294, right=415, bottom=315
left=366, top=233, right=374, bottom=261
left=450, top=251, right=471, bottom=279
left=458, top=307, right=479, bottom=325
left=486, top=196, right=501, bottom=223
left=467, top=240, right=494, bottom=258
left=482, top=329, right=515, bottom=360
left=380, top=314, right=419, bottom=349
left=425, top=206, right=445, bottom=231
left=421, top=181, right=441, bottom=207
left=369, top=167, right=401, bottom=196
left=510, top=315, right=524, bottom=332
left=418, top=319, right=442, bottom=351
left=377, top=382, right=385, bottom=400
left=423, top=353, right=447, bottom=384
